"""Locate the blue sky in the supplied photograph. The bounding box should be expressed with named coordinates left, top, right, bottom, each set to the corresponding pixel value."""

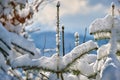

left=28, top=0, right=120, bottom=36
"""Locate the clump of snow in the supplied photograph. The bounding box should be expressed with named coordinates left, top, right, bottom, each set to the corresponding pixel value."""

left=62, top=53, right=73, bottom=68
left=12, top=54, right=32, bottom=68
left=10, top=32, right=38, bottom=56
left=93, top=32, right=111, bottom=40
left=74, top=32, right=79, bottom=37
left=93, top=59, right=104, bottom=73
left=63, top=40, right=98, bottom=69
left=72, top=60, right=94, bottom=76
left=89, top=15, right=113, bottom=34
left=101, top=53, right=120, bottom=80
left=32, top=53, right=58, bottom=71
left=83, top=54, right=97, bottom=64
left=97, top=43, right=110, bottom=60
left=44, top=48, right=56, bottom=53
left=70, top=40, right=98, bottom=55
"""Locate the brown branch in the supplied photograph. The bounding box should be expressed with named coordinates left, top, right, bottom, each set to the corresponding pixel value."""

left=35, top=0, right=45, bottom=12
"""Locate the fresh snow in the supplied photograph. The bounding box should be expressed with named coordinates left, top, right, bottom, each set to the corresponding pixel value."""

left=93, top=32, right=111, bottom=40
left=12, top=54, right=32, bottom=68
left=89, top=15, right=113, bottom=34
left=101, top=24, right=120, bottom=80
left=11, top=40, right=98, bottom=71
left=71, top=59, right=95, bottom=76
left=0, top=1, right=120, bottom=80
left=83, top=54, right=97, bottom=64
left=10, top=32, right=38, bottom=56
left=74, top=32, right=79, bottom=37
left=90, top=13, right=120, bottom=80
left=97, top=43, right=110, bottom=60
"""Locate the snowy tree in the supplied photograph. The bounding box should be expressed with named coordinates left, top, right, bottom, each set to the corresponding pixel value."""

left=89, top=3, right=120, bottom=80
left=1, top=0, right=120, bottom=80
left=0, top=0, right=55, bottom=80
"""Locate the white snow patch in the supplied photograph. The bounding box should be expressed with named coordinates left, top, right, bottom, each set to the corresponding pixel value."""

left=97, top=43, right=111, bottom=60
left=89, top=15, right=113, bottom=34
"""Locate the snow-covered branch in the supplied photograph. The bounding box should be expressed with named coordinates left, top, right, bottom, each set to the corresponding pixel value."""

left=11, top=40, right=98, bottom=73
left=89, top=15, right=113, bottom=40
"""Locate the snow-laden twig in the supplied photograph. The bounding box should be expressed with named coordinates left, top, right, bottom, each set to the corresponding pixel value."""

left=74, top=32, right=79, bottom=46
left=11, top=40, right=98, bottom=73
